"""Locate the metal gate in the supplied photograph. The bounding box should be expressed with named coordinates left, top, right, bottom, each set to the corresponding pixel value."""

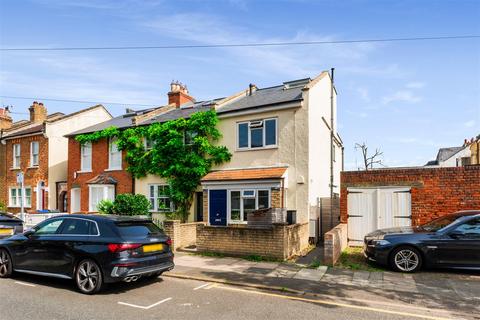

left=347, top=187, right=411, bottom=245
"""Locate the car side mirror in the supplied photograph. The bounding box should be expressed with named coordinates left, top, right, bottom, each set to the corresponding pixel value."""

left=449, top=231, right=464, bottom=239
left=23, top=229, right=35, bottom=238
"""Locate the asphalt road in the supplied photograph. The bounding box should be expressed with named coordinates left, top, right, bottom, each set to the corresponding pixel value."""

left=0, top=273, right=470, bottom=320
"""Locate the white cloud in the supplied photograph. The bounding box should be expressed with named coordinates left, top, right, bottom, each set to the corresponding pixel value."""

left=465, top=120, right=476, bottom=128
left=356, top=87, right=370, bottom=102
left=405, top=82, right=426, bottom=89
left=382, top=90, right=422, bottom=105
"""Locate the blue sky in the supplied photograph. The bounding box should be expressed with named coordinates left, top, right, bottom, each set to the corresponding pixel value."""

left=1, top=0, right=479, bottom=169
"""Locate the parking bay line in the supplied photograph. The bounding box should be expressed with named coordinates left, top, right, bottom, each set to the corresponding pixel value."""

left=214, top=285, right=454, bottom=320
left=193, top=283, right=210, bottom=290
left=118, top=297, right=172, bottom=310
left=14, top=281, right=36, bottom=287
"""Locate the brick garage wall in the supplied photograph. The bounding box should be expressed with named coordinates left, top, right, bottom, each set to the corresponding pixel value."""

left=163, top=220, right=206, bottom=251
left=197, top=223, right=309, bottom=260
left=323, top=223, right=347, bottom=266
left=5, top=135, right=49, bottom=213
left=67, top=137, right=133, bottom=212
left=341, top=166, right=480, bottom=226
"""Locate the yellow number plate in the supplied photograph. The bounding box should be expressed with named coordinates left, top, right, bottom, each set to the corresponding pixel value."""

left=0, top=228, right=13, bottom=235
left=143, top=244, right=164, bottom=253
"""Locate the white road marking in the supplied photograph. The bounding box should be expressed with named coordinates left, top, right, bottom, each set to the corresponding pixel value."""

left=204, top=283, right=218, bottom=290
left=215, top=285, right=455, bottom=320
left=14, top=281, right=36, bottom=287
left=193, top=283, right=210, bottom=290
left=117, top=297, right=172, bottom=310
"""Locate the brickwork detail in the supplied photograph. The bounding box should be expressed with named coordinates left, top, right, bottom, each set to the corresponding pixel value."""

left=323, top=223, right=347, bottom=266
left=67, top=138, right=133, bottom=212
left=163, top=220, right=206, bottom=252
left=196, top=223, right=309, bottom=260
left=340, top=166, right=480, bottom=226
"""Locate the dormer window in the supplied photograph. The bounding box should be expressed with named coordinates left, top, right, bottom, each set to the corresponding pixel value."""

left=237, top=118, right=277, bottom=150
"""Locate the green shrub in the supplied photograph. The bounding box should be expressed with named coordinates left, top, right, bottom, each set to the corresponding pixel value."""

left=111, top=194, right=151, bottom=216
left=97, top=200, right=114, bottom=215
left=0, top=201, right=6, bottom=212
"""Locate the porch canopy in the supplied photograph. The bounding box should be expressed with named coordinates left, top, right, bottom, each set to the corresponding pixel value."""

left=202, top=167, right=288, bottom=182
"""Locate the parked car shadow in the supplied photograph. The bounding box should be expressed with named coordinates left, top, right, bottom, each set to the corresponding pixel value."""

left=9, top=272, right=165, bottom=295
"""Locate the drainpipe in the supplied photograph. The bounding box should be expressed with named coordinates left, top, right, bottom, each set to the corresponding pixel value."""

left=329, top=68, right=335, bottom=231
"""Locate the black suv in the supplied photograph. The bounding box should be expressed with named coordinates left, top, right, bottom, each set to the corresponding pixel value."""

left=0, top=215, right=174, bottom=294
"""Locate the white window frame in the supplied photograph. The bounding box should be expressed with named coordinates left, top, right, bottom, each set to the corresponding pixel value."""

left=12, top=144, right=21, bottom=168
left=88, top=184, right=115, bottom=212
left=108, top=137, right=122, bottom=170
left=237, top=118, right=277, bottom=150
left=80, top=142, right=92, bottom=172
left=148, top=184, right=174, bottom=212
left=8, top=186, right=32, bottom=208
left=30, top=141, right=39, bottom=167
left=227, top=188, right=270, bottom=223
left=144, top=137, right=153, bottom=150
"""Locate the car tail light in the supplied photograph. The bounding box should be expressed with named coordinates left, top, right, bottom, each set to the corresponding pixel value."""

left=108, top=243, right=142, bottom=253
left=166, top=238, right=172, bottom=246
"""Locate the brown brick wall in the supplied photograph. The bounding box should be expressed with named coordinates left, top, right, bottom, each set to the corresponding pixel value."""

left=67, top=137, right=133, bottom=212
left=340, top=166, right=480, bottom=226
left=271, top=188, right=283, bottom=208
left=202, top=190, right=209, bottom=222
left=197, top=223, right=309, bottom=260
left=323, top=223, right=347, bottom=266
left=4, top=135, right=49, bottom=213
left=163, top=220, right=205, bottom=251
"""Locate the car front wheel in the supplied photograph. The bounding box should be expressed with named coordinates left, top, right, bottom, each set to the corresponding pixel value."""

left=389, top=246, right=422, bottom=273
left=75, top=259, right=103, bottom=294
left=0, top=249, right=13, bottom=278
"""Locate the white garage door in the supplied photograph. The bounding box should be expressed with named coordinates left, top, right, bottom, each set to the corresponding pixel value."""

left=347, top=187, right=411, bottom=246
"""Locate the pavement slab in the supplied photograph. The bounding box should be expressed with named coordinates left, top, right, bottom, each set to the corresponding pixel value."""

left=293, top=268, right=325, bottom=281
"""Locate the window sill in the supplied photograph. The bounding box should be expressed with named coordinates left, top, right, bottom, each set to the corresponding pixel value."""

left=7, top=206, right=31, bottom=209
left=236, top=145, right=278, bottom=152
left=77, top=170, right=92, bottom=174
left=10, top=167, right=21, bottom=171
left=104, top=168, right=123, bottom=172
left=27, top=166, right=39, bottom=169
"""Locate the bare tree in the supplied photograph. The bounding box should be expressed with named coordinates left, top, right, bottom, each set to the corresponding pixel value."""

left=355, top=142, right=384, bottom=170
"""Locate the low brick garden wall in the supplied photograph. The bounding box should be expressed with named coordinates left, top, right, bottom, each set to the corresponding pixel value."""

left=196, top=223, right=309, bottom=260
left=323, top=223, right=348, bottom=266
left=163, top=220, right=206, bottom=251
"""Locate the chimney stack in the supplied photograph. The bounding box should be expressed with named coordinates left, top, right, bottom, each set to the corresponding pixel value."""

left=0, top=107, right=13, bottom=130
left=29, top=101, right=47, bottom=123
left=168, top=81, right=195, bottom=107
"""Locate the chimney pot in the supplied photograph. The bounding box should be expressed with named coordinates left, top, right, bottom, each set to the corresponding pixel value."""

left=29, top=101, right=48, bottom=123
left=0, top=107, right=13, bottom=130
left=168, top=81, right=195, bottom=108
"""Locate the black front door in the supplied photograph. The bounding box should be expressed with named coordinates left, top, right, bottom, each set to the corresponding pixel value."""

left=209, top=190, right=227, bottom=226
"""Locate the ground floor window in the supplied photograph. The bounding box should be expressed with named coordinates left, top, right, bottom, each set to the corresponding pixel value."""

left=149, top=184, right=174, bottom=212
left=89, top=185, right=115, bottom=212
left=228, top=189, right=270, bottom=222
left=8, top=187, right=31, bottom=208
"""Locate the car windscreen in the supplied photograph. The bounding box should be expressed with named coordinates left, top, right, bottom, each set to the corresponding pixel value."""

left=421, top=215, right=463, bottom=232
left=115, top=222, right=164, bottom=238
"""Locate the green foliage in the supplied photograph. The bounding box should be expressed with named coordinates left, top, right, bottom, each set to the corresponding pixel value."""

left=0, top=201, right=6, bottom=212
left=76, top=110, right=232, bottom=222
left=97, top=199, right=114, bottom=215
left=111, top=194, right=151, bottom=216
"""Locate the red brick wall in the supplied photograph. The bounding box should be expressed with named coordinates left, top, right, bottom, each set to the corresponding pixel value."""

left=4, top=135, right=49, bottom=213
left=0, top=143, right=6, bottom=207
left=67, top=137, right=133, bottom=212
left=340, top=166, right=480, bottom=226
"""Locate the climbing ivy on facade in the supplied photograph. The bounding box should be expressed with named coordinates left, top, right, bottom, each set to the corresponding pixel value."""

left=75, top=110, right=232, bottom=221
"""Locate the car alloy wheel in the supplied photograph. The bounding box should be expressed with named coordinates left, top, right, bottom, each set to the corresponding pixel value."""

left=0, top=249, right=12, bottom=278
left=76, top=259, right=102, bottom=294
left=394, top=249, right=420, bottom=272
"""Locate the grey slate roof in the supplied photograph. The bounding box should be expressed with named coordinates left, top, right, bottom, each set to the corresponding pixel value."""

left=216, top=82, right=305, bottom=114
left=425, top=146, right=467, bottom=166
left=67, top=77, right=309, bottom=136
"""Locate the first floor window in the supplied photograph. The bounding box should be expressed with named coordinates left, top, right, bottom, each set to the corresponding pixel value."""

left=228, top=189, right=270, bottom=222
left=13, top=144, right=21, bottom=168
left=9, top=187, right=31, bottom=208
left=237, top=118, right=277, bottom=149
left=89, top=185, right=114, bottom=212
left=81, top=142, right=92, bottom=171
left=108, top=137, right=122, bottom=170
left=149, top=185, right=174, bottom=212
left=30, top=141, right=39, bottom=166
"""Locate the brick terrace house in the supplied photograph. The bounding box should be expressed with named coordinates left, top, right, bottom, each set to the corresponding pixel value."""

left=0, top=103, right=112, bottom=213
left=66, top=72, right=343, bottom=257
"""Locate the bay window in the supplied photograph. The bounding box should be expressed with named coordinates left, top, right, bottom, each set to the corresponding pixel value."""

left=228, top=189, right=271, bottom=222
left=149, top=184, right=174, bottom=212
left=89, top=185, right=115, bottom=212
left=237, top=118, right=277, bottom=150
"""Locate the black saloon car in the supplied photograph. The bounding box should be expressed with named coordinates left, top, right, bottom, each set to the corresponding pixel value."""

left=364, top=210, right=480, bottom=272
left=0, top=212, right=23, bottom=239
left=0, top=215, right=174, bottom=294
